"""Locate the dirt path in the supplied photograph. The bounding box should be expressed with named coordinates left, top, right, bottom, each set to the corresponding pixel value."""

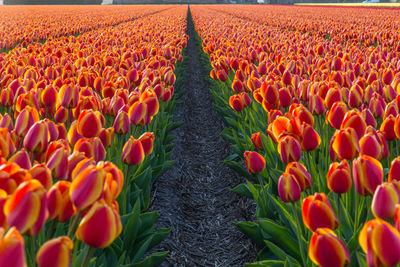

left=149, top=7, right=256, bottom=267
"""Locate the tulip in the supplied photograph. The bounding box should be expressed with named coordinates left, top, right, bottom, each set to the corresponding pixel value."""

left=243, top=151, right=265, bottom=174
left=0, top=227, right=26, bottom=267
left=326, top=102, right=347, bottom=129
left=36, top=236, right=73, bottom=267
left=128, top=101, right=147, bottom=125
left=23, top=120, right=48, bottom=153
left=353, top=155, right=383, bottom=196
left=40, top=85, right=58, bottom=108
left=278, top=135, right=301, bottom=164
left=309, top=228, right=350, bottom=267
left=359, top=219, right=400, bottom=267
left=99, top=127, right=114, bottom=148
left=251, top=132, right=265, bottom=150
left=340, top=110, right=366, bottom=139
left=59, top=84, right=79, bottom=109
left=359, top=132, right=383, bottom=160
left=309, top=94, right=325, bottom=115
left=47, top=181, right=76, bottom=223
left=380, top=114, right=397, bottom=141
left=4, top=180, right=47, bottom=236
left=76, top=109, right=102, bottom=138
left=0, top=128, right=15, bottom=159
left=389, top=157, right=400, bottom=182
left=9, top=150, right=31, bottom=170
left=138, top=132, right=155, bottom=156
left=15, top=107, right=38, bottom=137
left=302, top=193, right=338, bottom=231
left=229, top=94, right=245, bottom=112
left=285, top=162, right=311, bottom=191
left=74, top=137, right=106, bottom=162
left=278, top=173, right=301, bottom=202
left=371, top=182, right=400, bottom=219
left=70, top=165, right=105, bottom=211
left=46, top=147, right=69, bottom=180
left=67, top=121, right=83, bottom=147
left=301, top=124, right=321, bottom=151
left=0, top=190, right=7, bottom=228
left=98, top=161, right=124, bottom=204
left=327, top=160, right=352, bottom=194
left=30, top=164, right=53, bottom=191
left=121, top=137, right=145, bottom=165
left=76, top=200, right=122, bottom=248
left=113, top=111, right=130, bottom=135
left=332, top=128, right=359, bottom=160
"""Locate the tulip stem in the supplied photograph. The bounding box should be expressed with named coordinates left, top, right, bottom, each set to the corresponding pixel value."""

left=336, top=193, right=341, bottom=239
left=292, top=202, right=306, bottom=266
left=82, top=246, right=95, bottom=267
left=46, top=220, right=57, bottom=241
left=30, top=236, right=36, bottom=267
left=68, top=211, right=81, bottom=239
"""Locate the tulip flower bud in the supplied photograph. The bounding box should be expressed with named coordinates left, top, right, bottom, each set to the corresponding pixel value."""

left=332, top=128, right=359, bottom=160
left=341, top=110, right=366, bottom=139
left=243, top=151, right=265, bottom=174
left=362, top=108, right=377, bottom=128
left=30, top=164, right=53, bottom=191
left=278, top=135, right=301, bottom=165
left=251, top=132, right=265, bottom=150
left=380, top=114, right=397, bottom=141
left=0, top=227, right=27, bottom=267
left=326, top=102, right=347, bottom=129
left=308, top=94, right=326, bottom=115
left=37, top=236, right=73, bottom=267
left=371, top=182, right=400, bottom=219
left=46, top=147, right=69, bottom=180
left=113, top=111, right=130, bottom=135
left=301, top=124, right=321, bottom=151
left=302, top=193, right=338, bottom=232
left=4, top=180, right=47, bottom=236
left=128, top=101, right=147, bottom=125
left=98, top=161, right=124, bottom=204
left=278, top=173, right=301, bottom=202
left=327, top=160, right=351, bottom=194
left=0, top=113, right=13, bottom=132
left=76, top=109, right=102, bottom=138
left=9, top=150, right=31, bottom=170
left=389, top=157, right=400, bottom=182
left=359, top=219, right=400, bottom=267
left=70, top=165, right=105, bottom=211
left=121, top=137, right=145, bottom=165
left=74, top=137, right=106, bottom=162
left=0, top=190, right=8, bottom=228
left=229, top=94, right=245, bottom=112
left=67, top=152, right=88, bottom=181
left=309, top=228, right=350, bottom=267
left=285, top=162, right=311, bottom=191
left=47, top=181, right=76, bottom=223
left=0, top=128, right=16, bottom=159
left=40, top=85, right=58, bottom=108
left=23, top=120, right=48, bottom=153
left=76, top=199, right=122, bottom=248
left=67, top=121, right=83, bottom=147
left=353, top=155, right=383, bottom=196
left=138, top=132, right=155, bottom=156
left=59, top=84, right=79, bottom=108
left=99, top=127, right=114, bottom=149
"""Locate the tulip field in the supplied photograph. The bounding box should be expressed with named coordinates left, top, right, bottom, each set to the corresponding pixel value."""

left=1, top=3, right=400, bottom=267
left=192, top=4, right=400, bottom=267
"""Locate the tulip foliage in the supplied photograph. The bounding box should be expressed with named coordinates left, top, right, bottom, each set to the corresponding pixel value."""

left=192, top=5, right=400, bottom=267
left=0, top=5, right=187, bottom=267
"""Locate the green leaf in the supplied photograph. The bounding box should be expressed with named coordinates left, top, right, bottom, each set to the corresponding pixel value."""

left=259, top=219, right=300, bottom=260
left=264, top=240, right=300, bottom=266
left=245, top=260, right=285, bottom=267
left=231, top=183, right=254, bottom=199
left=224, top=159, right=252, bottom=179
left=129, top=251, right=169, bottom=267
left=235, top=221, right=265, bottom=247
left=125, top=199, right=141, bottom=249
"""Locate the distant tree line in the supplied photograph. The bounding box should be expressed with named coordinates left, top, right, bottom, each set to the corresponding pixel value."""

left=4, top=0, right=102, bottom=4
